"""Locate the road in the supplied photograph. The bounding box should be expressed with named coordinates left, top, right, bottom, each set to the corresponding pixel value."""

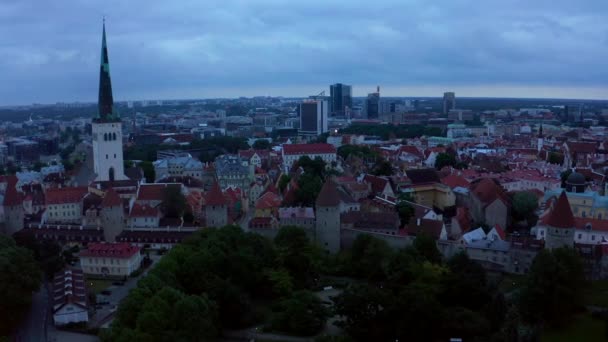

left=14, top=281, right=50, bottom=342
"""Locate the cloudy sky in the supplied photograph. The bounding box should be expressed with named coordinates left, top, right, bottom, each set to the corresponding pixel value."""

left=1, top=0, right=607, bottom=105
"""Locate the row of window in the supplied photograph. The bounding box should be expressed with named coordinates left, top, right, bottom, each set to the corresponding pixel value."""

left=105, top=153, right=118, bottom=159
left=49, top=211, right=77, bottom=217
left=103, top=132, right=118, bottom=141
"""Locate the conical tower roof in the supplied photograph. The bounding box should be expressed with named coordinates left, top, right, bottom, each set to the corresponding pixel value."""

left=96, top=19, right=118, bottom=122
left=316, top=179, right=340, bottom=207
left=543, top=191, right=575, bottom=229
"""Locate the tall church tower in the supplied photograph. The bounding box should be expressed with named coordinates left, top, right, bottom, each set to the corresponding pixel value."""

left=92, top=20, right=127, bottom=182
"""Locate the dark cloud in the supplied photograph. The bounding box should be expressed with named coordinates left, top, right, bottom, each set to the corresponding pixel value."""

left=0, top=0, right=607, bottom=104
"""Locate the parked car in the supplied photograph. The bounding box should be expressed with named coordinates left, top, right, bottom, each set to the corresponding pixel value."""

left=101, top=290, right=112, bottom=296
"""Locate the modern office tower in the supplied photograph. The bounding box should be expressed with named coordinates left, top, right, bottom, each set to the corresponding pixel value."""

left=329, top=83, right=352, bottom=116
left=443, top=92, right=456, bottom=115
left=365, top=86, right=381, bottom=119
left=299, top=99, right=328, bottom=137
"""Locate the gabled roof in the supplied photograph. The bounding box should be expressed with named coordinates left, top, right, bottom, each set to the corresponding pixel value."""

left=80, top=242, right=140, bottom=259
left=470, top=178, right=506, bottom=204
left=283, top=143, right=336, bottom=155
left=316, top=180, right=341, bottom=207
left=205, top=182, right=227, bottom=206
left=101, top=188, right=122, bottom=207
left=542, top=191, right=575, bottom=229
left=46, top=187, right=88, bottom=205
left=441, top=174, right=470, bottom=189
left=130, top=203, right=160, bottom=217
left=3, top=179, right=23, bottom=206
left=137, top=183, right=181, bottom=201
left=363, top=174, right=392, bottom=194
left=255, top=191, right=282, bottom=210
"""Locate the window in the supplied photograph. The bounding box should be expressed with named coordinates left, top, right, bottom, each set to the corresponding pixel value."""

left=106, top=154, right=109, bottom=159
left=578, top=233, right=582, bottom=239
left=592, top=235, right=596, bottom=241
left=114, top=154, right=116, bottom=158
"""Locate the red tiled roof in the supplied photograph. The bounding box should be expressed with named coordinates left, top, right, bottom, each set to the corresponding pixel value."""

left=102, top=188, right=122, bottom=207
left=46, top=187, right=88, bottom=205
left=3, top=179, right=23, bottom=206
left=566, top=141, right=597, bottom=154
left=542, top=191, right=575, bottom=229
left=493, top=224, right=506, bottom=240
left=470, top=178, right=506, bottom=204
left=205, top=182, right=227, bottom=206
left=130, top=203, right=159, bottom=217
left=363, top=174, right=391, bottom=194
left=255, top=191, right=282, bottom=210
left=80, top=242, right=140, bottom=259
left=283, top=143, right=336, bottom=155
left=316, top=180, right=341, bottom=207
left=137, top=183, right=181, bottom=201
left=574, top=217, right=608, bottom=232
left=441, top=174, right=470, bottom=189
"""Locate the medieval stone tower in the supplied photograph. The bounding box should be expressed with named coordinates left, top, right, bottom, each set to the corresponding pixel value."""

left=3, top=181, right=24, bottom=235
left=205, top=182, right=228, bottom=227
left=101, top=188, right=125, bottom=242
left=92, top=21, right=127, bottom=182
left=315, top=180, right=341, bottom=253
left=543, top=191, right=576, bottom=250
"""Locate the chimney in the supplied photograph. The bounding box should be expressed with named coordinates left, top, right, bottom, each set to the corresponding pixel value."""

left=377, top=85, right=380, bottom=93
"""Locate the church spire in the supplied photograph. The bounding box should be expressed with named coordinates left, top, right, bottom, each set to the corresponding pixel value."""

left=96, top=19, right=118, bottom=122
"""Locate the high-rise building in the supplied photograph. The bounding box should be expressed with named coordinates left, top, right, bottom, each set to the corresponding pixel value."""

left=329, top=83, right=352, bottom=116
left=443, top=92, right=456, bottom=115
left=92, top=21, right=127, bottom=182
left=299, top=99, right=328, bottom=137
left=365, top=86, right=381, bottom=119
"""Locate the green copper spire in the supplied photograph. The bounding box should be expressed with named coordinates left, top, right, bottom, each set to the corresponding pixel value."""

left=96, top=19, right=119, bottom=122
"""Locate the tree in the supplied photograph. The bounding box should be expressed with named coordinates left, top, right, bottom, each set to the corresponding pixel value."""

left=278, top=174, right=291, bottom=193
left=413, top=233, right=442, bottom=264
left=441, top=252, right=491, bottom=311
left=295, top=173, right=323, bottom=206
left=252, top=139, right=271, bottom=150
left=274, top=226, right=321, bottom=288
left=512, top=191, right=539, bottom=221
left=349, top=234, right=393, bottom=280
left=434, top=152, right=457, bottom=170
left=270, top=290, right=329, bottom=336
left=519, top=248, right=584, bottom=326
left=333, top=284, right=392, bottom=341
left=548, top=152, right=564, bottom=165
left=372, top=160, right=393, bottom=176
left=396, top=200, right=414, bottom=227
left=0, top=234, right=42, bottom=336
left=161, top=186, right=187, bottom=218
left=138, top=161, right=155, bottom=183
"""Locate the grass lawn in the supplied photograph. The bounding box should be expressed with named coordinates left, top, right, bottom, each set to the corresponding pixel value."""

left=542, top=314, right=605, bottom=342
left=585, top=280, right=608, bottom=307
left=86, top=278, right=113, bottom=294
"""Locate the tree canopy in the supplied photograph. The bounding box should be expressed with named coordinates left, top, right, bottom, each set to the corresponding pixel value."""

left=104, top=226, right=328, bottom=341
left=0, top=234, right=42, bottom=336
